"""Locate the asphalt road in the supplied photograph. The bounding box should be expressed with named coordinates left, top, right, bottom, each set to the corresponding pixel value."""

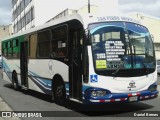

left=0, top=69, right=160, bottom=120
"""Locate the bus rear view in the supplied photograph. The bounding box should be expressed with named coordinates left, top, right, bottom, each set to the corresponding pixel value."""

left=83, top=16, right=158, bottom=104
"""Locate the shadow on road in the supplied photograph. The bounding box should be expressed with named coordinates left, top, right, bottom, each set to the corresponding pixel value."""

left=3, top=83, right=154, bottom=117
left=64, top=101, right=154, bottom=116
left=3, top=83, right=52, bottom=102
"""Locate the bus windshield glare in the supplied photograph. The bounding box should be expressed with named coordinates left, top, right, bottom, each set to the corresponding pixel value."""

left=89, top=22, right=156, bottom=77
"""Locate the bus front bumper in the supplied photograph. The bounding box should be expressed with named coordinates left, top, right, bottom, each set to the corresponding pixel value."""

left=83, top=86, right=159, bottom=104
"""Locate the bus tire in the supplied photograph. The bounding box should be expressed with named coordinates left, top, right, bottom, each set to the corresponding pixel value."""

left=12, top=71, right=19, bottom=91
left=53, top=81, right=66, bottom=106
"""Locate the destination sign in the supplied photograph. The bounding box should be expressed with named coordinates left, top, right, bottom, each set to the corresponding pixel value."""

left=97, top=16, right=140, bottom=24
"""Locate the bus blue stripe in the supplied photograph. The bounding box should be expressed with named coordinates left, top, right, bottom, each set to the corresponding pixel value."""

left=28, top=71, right=52, bottom=89
left=2, top=61, right=12, bottom=80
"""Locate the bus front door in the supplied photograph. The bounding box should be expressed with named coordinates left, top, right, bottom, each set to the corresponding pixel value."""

left=69, top=28, right=82, bottom=100
left=20, top=41, right=28, bottom=89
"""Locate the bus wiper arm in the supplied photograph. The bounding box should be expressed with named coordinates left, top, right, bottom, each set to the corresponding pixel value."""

left=112, top=62, right=124, bottom=76
left=138, top=57, right=148, bottom=74
left=112, top=68, right=121, bottom=76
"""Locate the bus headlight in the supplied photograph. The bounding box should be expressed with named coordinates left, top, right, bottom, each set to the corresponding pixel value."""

left=148, top=85, right=157, bottom=92
left=91, top=90, right=107, bottom=97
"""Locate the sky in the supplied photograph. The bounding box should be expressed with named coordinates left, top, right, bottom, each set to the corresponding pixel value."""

left=0, top=0, right=12, bottom=25
left=0, top=0, right=160, bottom=25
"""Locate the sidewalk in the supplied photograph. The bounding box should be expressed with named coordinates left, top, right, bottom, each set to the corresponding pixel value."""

left=0, top=97, right=20, bottom=120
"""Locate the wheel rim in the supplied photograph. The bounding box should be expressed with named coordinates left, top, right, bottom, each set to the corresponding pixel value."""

left=56, top=86, right=63, bottom=100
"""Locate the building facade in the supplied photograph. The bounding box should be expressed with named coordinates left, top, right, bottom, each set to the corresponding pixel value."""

left=12, top=0, right=61, bottom=34
left=12, top=0, right=34, bottom=33
left=129, top=12, right=160, bottom=59
left=0, top=25, right=12, bottom=53
left=47, top=5, right=99, bottom=22
left=12, top=0, right=119, bottom=34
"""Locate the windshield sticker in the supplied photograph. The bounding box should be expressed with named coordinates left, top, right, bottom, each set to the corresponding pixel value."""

left=96, top=53, right=106, bottom=59
left=58, top=41, right=62, bottom=48
left=96, top=60, right=107, bottom=69
left=62, top=43, right=66, bottom=48
left=107, top=61, right=124, bottom=69
left=90, top=75, right=98, bottom=83
left=105, top=41, right=125, bottom=61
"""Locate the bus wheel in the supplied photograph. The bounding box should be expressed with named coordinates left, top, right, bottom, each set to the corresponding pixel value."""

left=12, top=72, right=19, bottom=91
left=53, top=82, right=66, bottom=106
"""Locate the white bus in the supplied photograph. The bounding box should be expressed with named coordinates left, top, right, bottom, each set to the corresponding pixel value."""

left=2, top=13, right=158, bottom=105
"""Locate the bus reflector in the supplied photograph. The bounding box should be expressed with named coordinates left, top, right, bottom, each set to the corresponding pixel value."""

left=100, top=100, right=105, bottom=102
left=128, top=93, right=140, bottom=97
left=120, top=98, right=125, bottom=101
left=110, top=99, right=115, bottom=102
left=128, top=94, right=132, bottom=97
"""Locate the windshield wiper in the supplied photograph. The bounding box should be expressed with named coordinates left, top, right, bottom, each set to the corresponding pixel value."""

left=112, top=62, right=125, bottom=76
left=131, top=43, right=148, bottom=75
left=138, top=57, right=148, bottom=75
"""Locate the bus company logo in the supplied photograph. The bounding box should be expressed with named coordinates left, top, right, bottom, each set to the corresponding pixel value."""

left=128, top=81, right=136, bottom=88
left=90, top=75, right=98, bottom=83
left=48, top=60, right=54, bottom=74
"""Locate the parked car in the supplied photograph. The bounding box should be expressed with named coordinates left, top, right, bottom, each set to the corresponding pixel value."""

left=0, top=55, right=2, bottom=68
left=157, top=59, right=160, bottom=75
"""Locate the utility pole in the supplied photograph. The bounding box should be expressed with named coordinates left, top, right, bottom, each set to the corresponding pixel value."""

left=88, top=0, right=90, bottom=13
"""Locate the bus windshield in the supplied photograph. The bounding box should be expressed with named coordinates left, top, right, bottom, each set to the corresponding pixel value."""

left=89, top=22, right=156, bottom=77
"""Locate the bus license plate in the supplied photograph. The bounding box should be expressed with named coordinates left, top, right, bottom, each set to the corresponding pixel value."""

left=129, top=96, right=138, bottom=102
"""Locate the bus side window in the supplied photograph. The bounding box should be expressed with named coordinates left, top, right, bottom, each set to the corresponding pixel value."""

left=2, top=43, right=4, bottom=57
left=29, top=34, right=37, bottom=58
left=38, top=30, right=51, bottom=58
left=7, top=41, right=11, bottom=58
left=52, top=25, right=67, bottom=57
left=12, top=39, right=19, bottom=58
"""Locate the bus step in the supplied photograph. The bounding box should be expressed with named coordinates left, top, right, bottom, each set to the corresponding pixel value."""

left=69, top=98, right=83, bottom=104
left=21, top=86, right=28, bottom=90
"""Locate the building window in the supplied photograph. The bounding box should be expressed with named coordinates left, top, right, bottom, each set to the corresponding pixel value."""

left=14, top=23, right=18, bottom=33
left=22, top=15, right=26, bottom=28
left=12, top=0, right=18, bottom=7
left=18, top=20, right=22, bottom=32
left=21, top=0, right=25, bottom=12
left=14, top=8, right=18, bottom=19
left=25, top=10, right=32, bottom=25
left=12, top=11, right=15, bottom=21
left=17, top=5, right=21, bottom=17
left=25, top=0, right=31, bottom=7
left=154, top=43, right=160, bottom=51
